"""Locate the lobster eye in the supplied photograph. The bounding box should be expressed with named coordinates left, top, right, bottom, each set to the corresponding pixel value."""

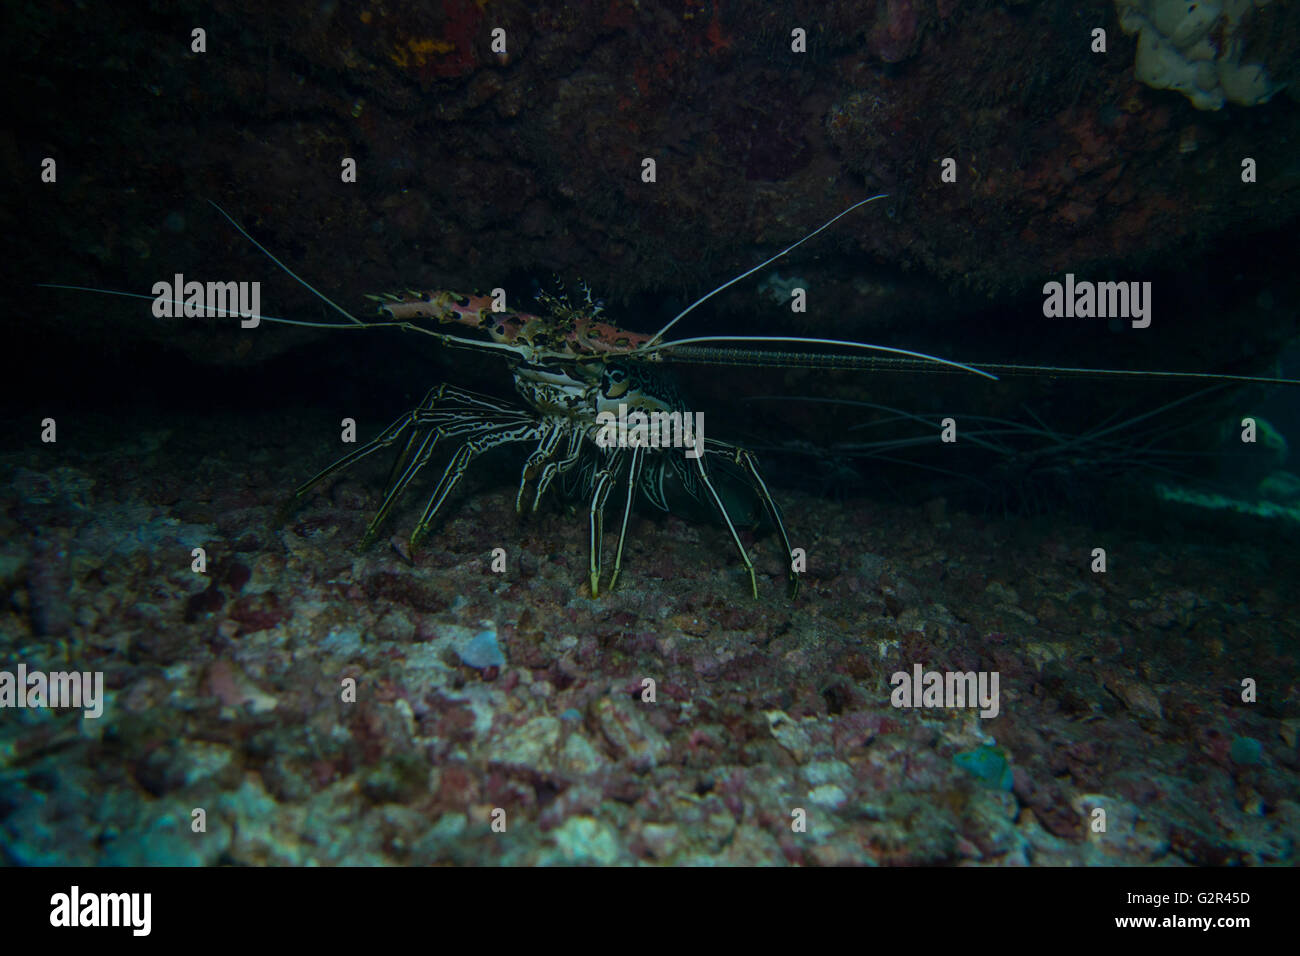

left=603, top=365, right=631, bottom=398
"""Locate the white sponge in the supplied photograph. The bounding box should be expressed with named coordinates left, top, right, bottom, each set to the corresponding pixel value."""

left=1115, top=0, right=1277, bottom=109
left=1134, top=24, right=1225, bottom=109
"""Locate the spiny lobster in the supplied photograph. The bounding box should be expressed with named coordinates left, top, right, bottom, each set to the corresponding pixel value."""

left=246, top=194, right=995, bottom=600
left=43, top=194, right=1298, bottom=599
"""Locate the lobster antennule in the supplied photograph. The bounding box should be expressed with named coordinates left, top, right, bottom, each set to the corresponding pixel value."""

left=198, top=206, right=541, bottom=357
left=205, top=200, right=368, bottom=327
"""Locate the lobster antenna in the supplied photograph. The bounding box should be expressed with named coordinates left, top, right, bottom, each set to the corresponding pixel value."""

left=659, top=345, right=1300, bottom=386
left=963, top=361, right=1300, bottom=388
left=35, top=284, right=542, bottom=358
left=646, top=194, right=889, bottom=346
left=36, top=284, right=370, bottom=330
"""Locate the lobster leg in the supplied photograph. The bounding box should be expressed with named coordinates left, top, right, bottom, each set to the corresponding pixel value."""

left=364, top=413, right=535, bottom=549
left=516, top=422, right=566, bottom=513
left=690, top=450, right=759, bottom=599
left=283, top=384, right=542, bottom=551
left=279, top=395, right=435, bottom=525
left=360, top=425, right=443, bottom=548
left=588, top=449, right=624, bottom=596
left=530, top=426, right=585, bottom=512
left=380, top=386, right=446, bottom=500
left=410, top=423, right=544, bottom=551
left=409, top=443, right=475, bottom=551
left=607, top=444, right=646, bottom=594
left=729, top=445, right=800, bottom=600
left=284, top=385, right=516, bottom=513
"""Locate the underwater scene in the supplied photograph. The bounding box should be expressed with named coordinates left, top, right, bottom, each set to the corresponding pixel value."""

left=3, top=0, right=1299, bottom=874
